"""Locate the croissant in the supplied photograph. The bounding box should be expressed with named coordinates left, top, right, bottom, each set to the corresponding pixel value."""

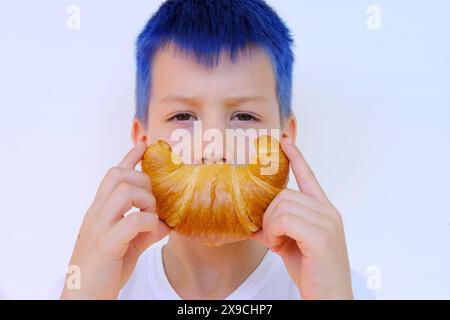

left=141, top=135, right=289, bottom=246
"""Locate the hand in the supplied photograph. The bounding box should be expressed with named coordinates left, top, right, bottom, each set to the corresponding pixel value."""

left=61, top=141, right=171, bottom=299
left=252, top=138, right=353, bottom=299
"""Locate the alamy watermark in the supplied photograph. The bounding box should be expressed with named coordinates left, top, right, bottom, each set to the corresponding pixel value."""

left=366, top=4, right=382, bottom=30
left=66, top=5, right=81, bottom=31
left=168, top=122, right=282, bottom=176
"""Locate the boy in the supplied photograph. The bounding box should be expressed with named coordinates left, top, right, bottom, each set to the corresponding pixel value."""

left=60, top=0, right=365, bottom=299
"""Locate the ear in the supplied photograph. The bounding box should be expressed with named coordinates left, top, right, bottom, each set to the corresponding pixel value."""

left=131, top=117, right=148, bottom=146
left=281, top=115, right=297, bottom=142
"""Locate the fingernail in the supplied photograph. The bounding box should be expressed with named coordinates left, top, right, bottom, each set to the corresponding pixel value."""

left=284, top=137, right=293, bottom=145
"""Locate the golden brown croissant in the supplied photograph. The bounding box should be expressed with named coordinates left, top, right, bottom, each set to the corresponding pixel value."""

left=141, top=135, right=289, bottom=245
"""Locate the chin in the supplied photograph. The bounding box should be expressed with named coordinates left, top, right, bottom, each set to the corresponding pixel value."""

left=170, top=229, right=253, bottom=247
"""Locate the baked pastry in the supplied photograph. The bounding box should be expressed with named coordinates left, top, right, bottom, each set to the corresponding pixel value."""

left=141, top=135, right=289, bottom=245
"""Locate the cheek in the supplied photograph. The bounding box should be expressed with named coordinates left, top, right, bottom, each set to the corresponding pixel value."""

left=146, top=117, right=195, bottom=148
left=245, top=119, right=281, bottom=131
left=145, top=118, right=174, bottom=145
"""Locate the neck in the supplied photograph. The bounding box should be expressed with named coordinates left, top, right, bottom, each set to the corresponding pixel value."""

left=162, top=232, right=268, bottom=299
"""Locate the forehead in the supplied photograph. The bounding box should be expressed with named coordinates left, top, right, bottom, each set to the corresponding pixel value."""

left=150, top=44, right=277, bottom=101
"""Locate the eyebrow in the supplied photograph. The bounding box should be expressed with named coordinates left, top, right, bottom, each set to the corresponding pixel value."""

left=159, top=94, right=267, bottom=107
left=159, top=95, right=202, bottom=107
left=224, top=95, right=267, bottom=107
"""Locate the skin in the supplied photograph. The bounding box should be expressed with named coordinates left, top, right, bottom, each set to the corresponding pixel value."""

left=61, top=45, right=353, bottom=300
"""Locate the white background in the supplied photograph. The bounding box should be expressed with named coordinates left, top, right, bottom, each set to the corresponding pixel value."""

left=0, top=0, right=449, bottom=299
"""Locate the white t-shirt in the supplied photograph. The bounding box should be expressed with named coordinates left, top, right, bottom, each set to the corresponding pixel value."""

left=52, top=240, right=375, bottom=300
left=119, top=242, right=300, bottom=300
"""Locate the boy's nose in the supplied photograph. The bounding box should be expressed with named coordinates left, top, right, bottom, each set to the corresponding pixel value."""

left=193, top=134, right=228, bottom=164
left=193, top=117, right=227, bottom=164
left=202, top=150, right=226, bottom=164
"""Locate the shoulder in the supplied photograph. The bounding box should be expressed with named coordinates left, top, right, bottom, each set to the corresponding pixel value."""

left=240, top=250, right=300, bottom=300
left=254, top=251, right=376, bottom=300
left=119, top=239, right=166, bottom=300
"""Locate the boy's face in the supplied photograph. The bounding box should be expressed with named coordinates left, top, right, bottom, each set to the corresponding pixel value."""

left=132, top=45, right=296, bottom=162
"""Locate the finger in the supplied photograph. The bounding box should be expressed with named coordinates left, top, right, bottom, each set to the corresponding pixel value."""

left=130, top=219, right=171, bottom=254
left=121, top=218, right=171, bottom=288
left=281, top=138, right=329, bottom=203
left=266, top=212, right=325, bottom=256
left=91, top=168, right=151, bottom=213
left=250, top=229, right=269, bottom=248
left=118, top=141, right=146, bottom=169
left=264, top=199, right=329, bottom=237
left=270, top=189, right=340, bottom=221
left=100, top=212, right=165, bottom=259
left=265, top=188, right=327, bottom=222
left=97, top=183, right=156, bottom=228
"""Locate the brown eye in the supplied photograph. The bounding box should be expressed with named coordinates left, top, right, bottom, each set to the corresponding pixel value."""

left=169, top=113, right=196, bottom=122
left=233, top=113, right=258, bottom=122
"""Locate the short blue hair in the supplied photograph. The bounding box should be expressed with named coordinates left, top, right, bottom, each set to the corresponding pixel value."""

left=135, top=0, right=294, bottom=124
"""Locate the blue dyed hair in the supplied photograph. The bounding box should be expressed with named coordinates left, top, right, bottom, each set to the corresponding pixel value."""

left=135, top=0, right=294, bottom=124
